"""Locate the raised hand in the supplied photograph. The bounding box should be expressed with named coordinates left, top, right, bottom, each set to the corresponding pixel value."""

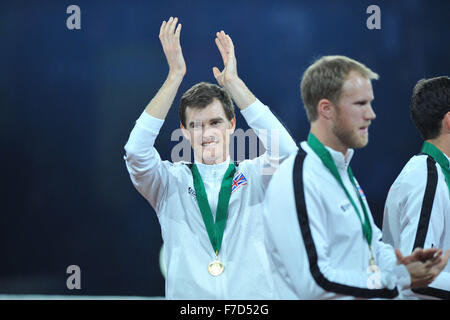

left=213, top=31, right=238, bottom=87
left=159, top=17, right=186, bottom=79
left=211, top=30, right=255, bottom=110
left=144, top=17, right=185, bottom=120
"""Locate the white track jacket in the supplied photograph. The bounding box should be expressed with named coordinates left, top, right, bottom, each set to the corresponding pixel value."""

left=264, top=142, right=411, bottom=299
left=124, top=99, right=297, bottom=299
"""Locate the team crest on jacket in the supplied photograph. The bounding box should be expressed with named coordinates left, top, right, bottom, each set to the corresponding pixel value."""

left=231, top=172, right=248, bottom=193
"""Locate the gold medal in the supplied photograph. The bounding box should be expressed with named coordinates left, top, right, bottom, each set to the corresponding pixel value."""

left=208, top=259, right=224, bottom=276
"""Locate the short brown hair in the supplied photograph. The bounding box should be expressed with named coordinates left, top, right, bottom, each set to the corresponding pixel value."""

left=179, top=82, right=235, bottom=127
left=300, top=55, right=379, bottom=122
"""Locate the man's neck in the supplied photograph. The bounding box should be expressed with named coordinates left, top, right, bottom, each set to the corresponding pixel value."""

left=310, top=123, right=348, bottom=156
left=194, top=155, right=229, bottom=165
left=426, top=135, right=450, bottom=158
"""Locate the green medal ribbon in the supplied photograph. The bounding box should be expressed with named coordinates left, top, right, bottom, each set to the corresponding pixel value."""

left=421, top=141, right=450, bottom=195
left=190, top=163, right=236, bottom=256
left=307, top=133, right=373, bottom=247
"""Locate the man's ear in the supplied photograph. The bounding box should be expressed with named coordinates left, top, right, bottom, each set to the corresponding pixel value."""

left=180, top=123, right=191, bottom=141
left=317, top=98, right=336, bottom=120
left=229, top=116, right=236, bottom=135
left=437, top=112, right=450, bottom=136
left=444, top=111, right=450, bottom=131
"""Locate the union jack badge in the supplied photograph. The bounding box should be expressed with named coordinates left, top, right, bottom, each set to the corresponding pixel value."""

left=231, top=172, right=248, bottom=193
left=355, top=181, right=366, bottom=200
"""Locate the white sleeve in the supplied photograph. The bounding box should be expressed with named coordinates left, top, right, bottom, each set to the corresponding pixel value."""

left=123, top=111, right=174, bottom=214
left=240, top=99, right=297, bottom=179
left=405, top=174, right=449, bottom=293
left=240, top=99, right=297, bottom=159
left=411, top=183, right=450, bottom=293
left=408, top=184, right=450, bottom=293
left=371, top=224, right=411, bottom=291
left=399, top=176, right=432, bottom=253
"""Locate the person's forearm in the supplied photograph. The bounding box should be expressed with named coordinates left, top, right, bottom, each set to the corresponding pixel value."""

left=221, top=76, right=256, bottom=110
left=145, top=73, right=184, bottom=120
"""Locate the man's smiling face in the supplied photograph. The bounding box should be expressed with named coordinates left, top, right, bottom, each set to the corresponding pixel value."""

left=182, top=98, right=236, bottom=164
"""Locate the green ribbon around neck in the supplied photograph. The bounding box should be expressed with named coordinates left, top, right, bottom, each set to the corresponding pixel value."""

left=307, top=133, right=373, bottom=246
left=421, top=141, right=450, bottom=195
left=190, top=163, right=236, bottom=256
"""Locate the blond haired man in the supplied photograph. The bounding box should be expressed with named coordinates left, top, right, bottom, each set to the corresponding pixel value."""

left=263, top=56, right=448, bottom=299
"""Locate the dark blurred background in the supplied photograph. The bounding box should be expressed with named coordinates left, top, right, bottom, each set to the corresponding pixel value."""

left=0, top=0, right=449, bottom=297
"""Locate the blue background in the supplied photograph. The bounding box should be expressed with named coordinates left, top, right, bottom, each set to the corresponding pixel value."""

left=1, top=0, right=449, bottom=297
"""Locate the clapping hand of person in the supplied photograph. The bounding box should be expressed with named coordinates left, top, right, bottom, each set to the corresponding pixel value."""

left=396, top=248, right=450, bottom=288
left=212, top=30, right=256, bottom=110
left=159, top=17, right=186, bottom=80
